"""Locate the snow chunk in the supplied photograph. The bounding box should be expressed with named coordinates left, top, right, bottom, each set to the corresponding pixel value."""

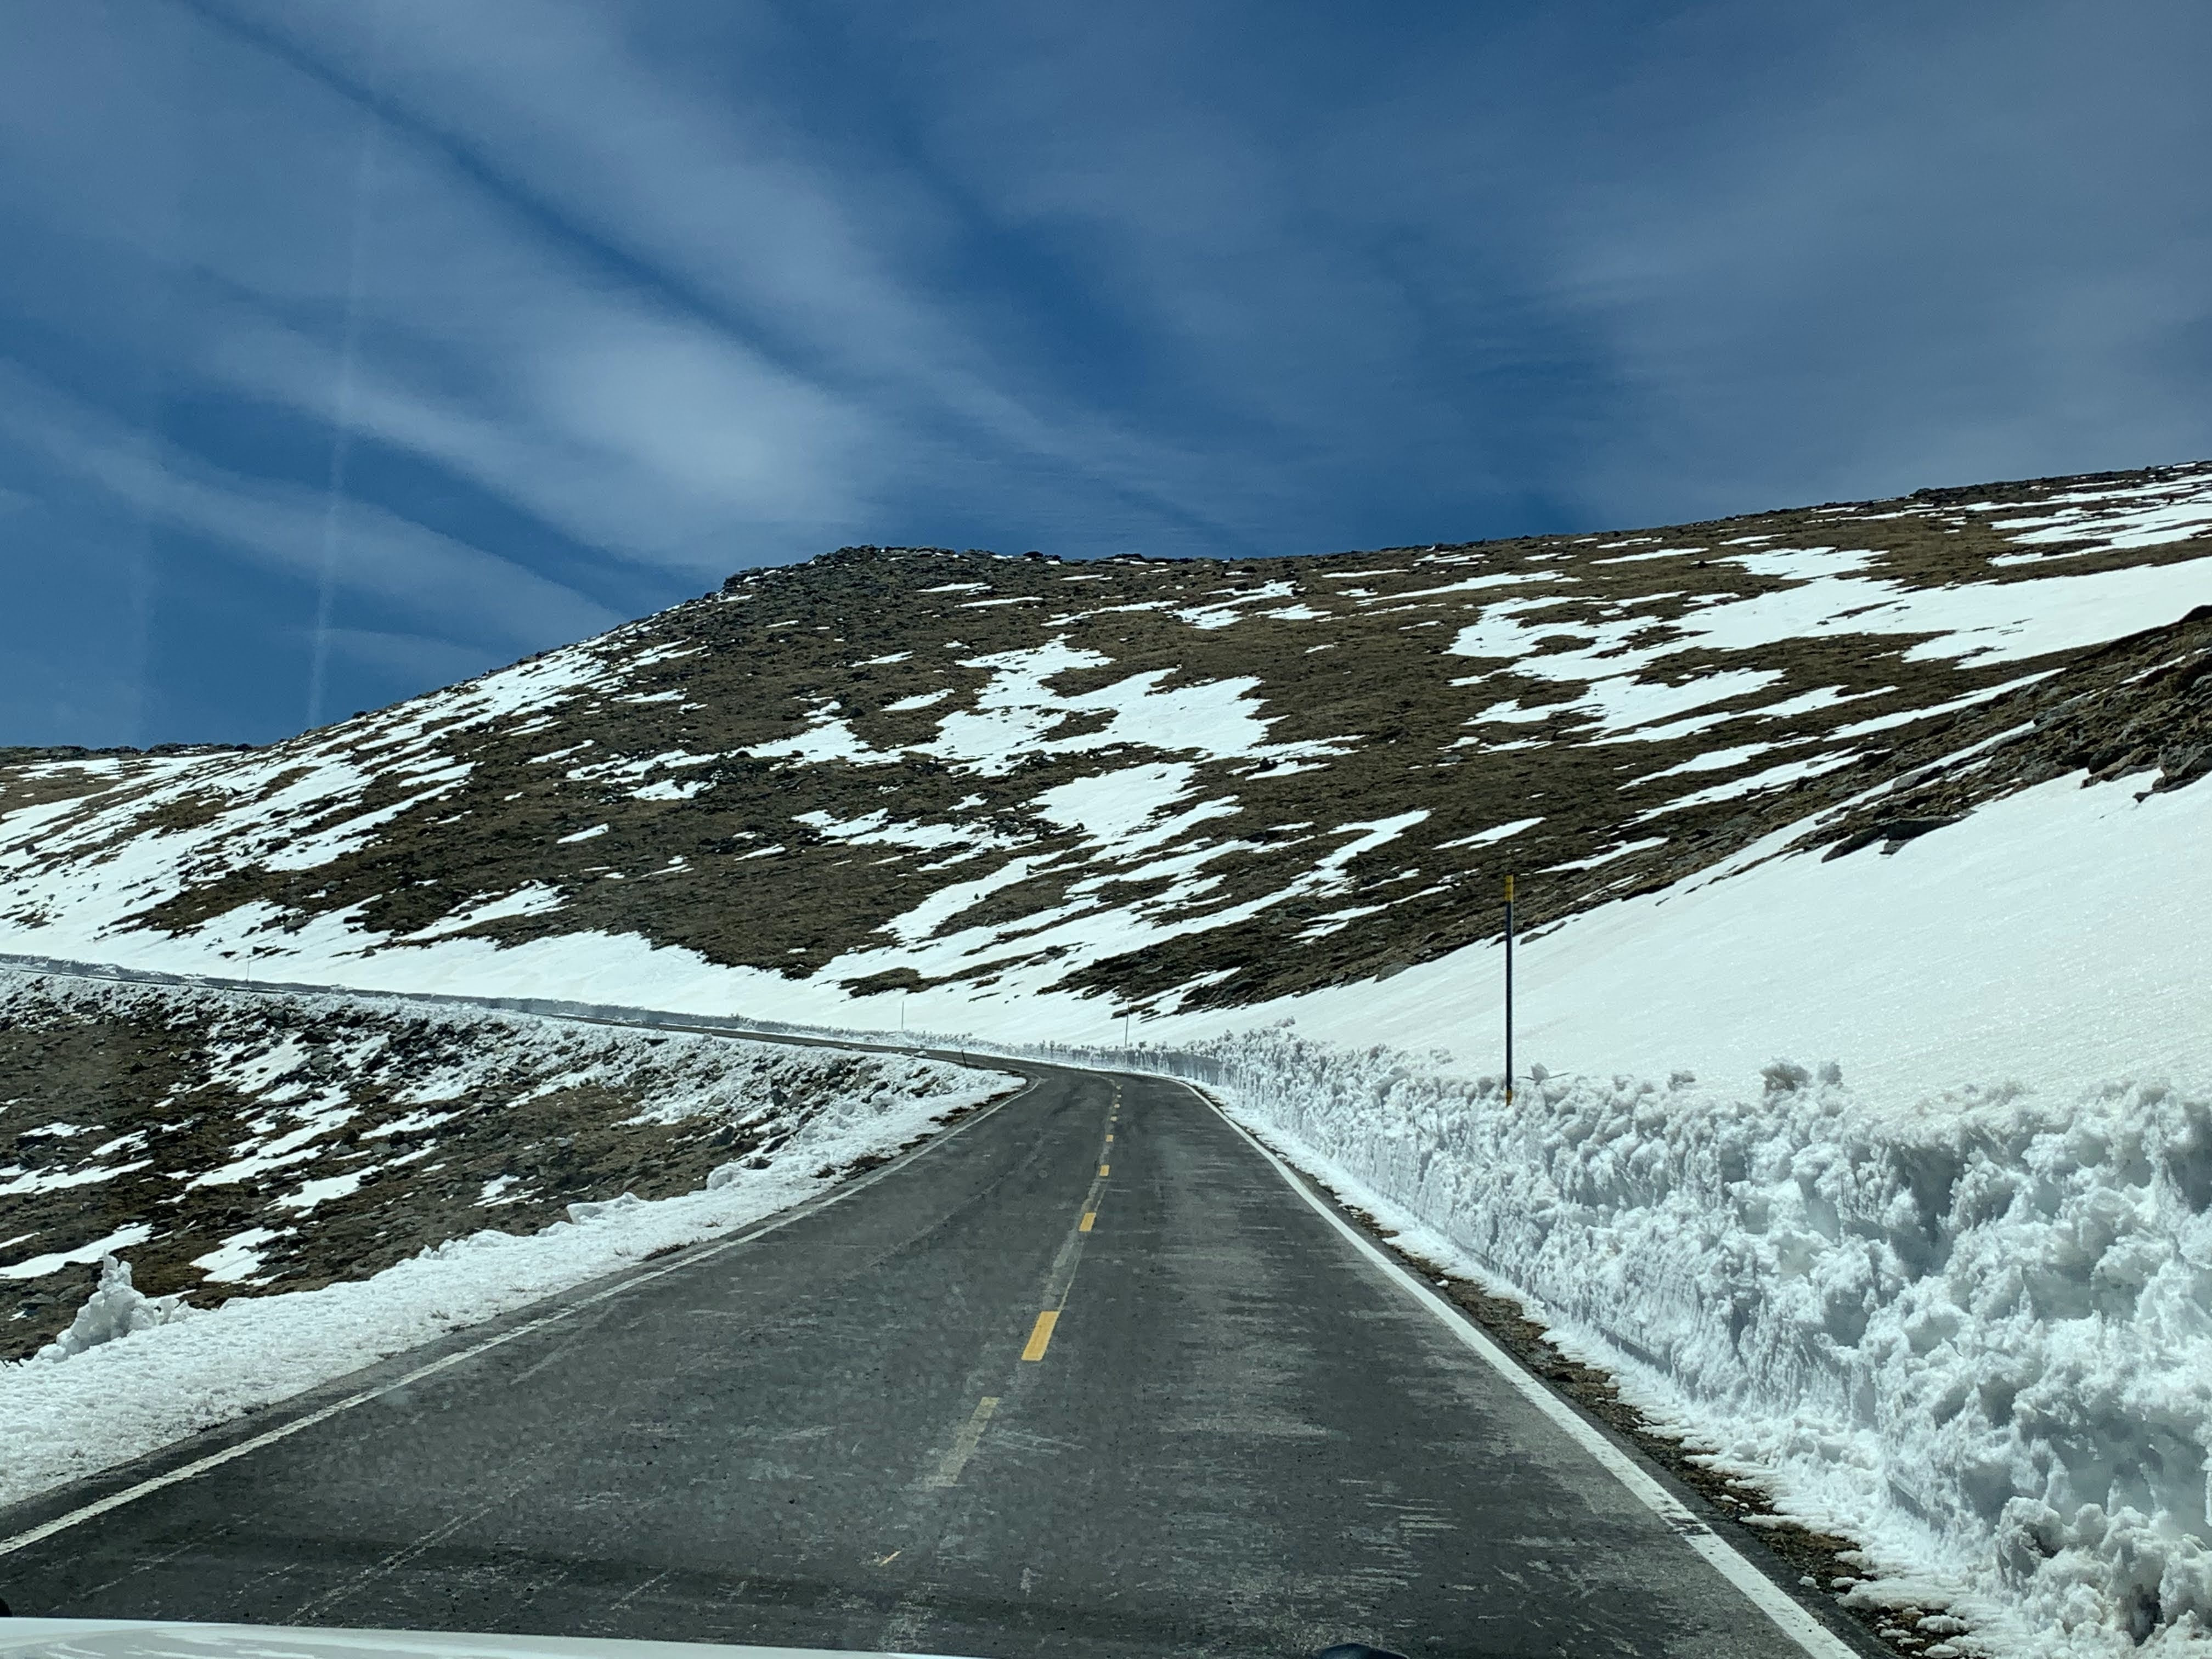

left=37, top=1255, right=194, bottom=1361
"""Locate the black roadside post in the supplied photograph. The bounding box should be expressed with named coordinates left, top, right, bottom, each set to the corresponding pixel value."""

left=1503, top=873, right=1515, bottom=1105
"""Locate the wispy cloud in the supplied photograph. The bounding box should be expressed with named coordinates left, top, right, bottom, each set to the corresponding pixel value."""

left=217, top=0, right=1278, bottom=544
left=202, top=303, right=877, bottom=573
left=1, top=0, right=2207, bottom=746
left=0, top=362, right=621, bottom=653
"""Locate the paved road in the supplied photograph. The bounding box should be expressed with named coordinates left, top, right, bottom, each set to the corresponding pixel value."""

left=0, top=1060, right=1848, bottom=1658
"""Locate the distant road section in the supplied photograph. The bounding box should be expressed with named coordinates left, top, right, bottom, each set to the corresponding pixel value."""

left=0, top=1058, right=1855, bottom=1658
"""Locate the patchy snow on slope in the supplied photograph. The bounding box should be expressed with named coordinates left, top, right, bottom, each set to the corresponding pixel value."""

left=1980, top=469, right=2212, bottom=558
left=1202, top=764, right=2211, bottom=1105
left=403, top=884, right=568, bottom=942
left=2, top=478, right=2202, bottom=1053
left=1633, top=752, right=1860, bottom=819
left=924, top=638, right=1333, bottom=773
left=1, top=1224, right=156, bottom=1282
left=1437, top=816, right=1543, bottom=850
left=732, top=637, right=1347, bottom=781
left=792, top=809, right=976, bottom=852
left=0, top=626, right=688, bottom=957
left=1448, top=555, right=2212, bottom=727
left=740, top=710, right=892, bottom=767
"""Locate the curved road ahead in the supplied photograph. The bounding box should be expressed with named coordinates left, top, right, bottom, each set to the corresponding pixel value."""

left=0, top=1056, right=1860, bottom=1659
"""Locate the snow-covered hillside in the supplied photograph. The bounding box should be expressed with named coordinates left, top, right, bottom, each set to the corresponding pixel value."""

left=0, top=460, right=2205, bottom=1069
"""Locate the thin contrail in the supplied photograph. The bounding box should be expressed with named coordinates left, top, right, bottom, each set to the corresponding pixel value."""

left=306, top=7, right=388, bottom=733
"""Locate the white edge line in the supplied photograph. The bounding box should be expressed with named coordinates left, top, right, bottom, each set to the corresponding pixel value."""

left=0, top=1073, right=1040, bottom=1559
left=1185, top=1080, right=1861, bottom=1659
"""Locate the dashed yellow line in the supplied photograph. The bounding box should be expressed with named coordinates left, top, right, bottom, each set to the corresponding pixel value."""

left=1020, top=1310, right=1059, bottom=1362
left=1004, top=1111, right=1116, bottom=1373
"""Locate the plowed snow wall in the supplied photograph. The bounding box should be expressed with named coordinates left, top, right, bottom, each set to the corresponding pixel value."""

left=1075, top=1028, right=2212, bottom=1652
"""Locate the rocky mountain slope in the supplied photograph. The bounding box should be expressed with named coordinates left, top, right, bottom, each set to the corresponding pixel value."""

left=1, top=460, right=2207, bottom=1038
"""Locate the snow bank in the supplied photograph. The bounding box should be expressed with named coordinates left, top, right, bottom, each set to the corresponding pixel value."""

left=0, top=1058, right=1017, bottom=1511
left=1134, top=1026, right=2212, bottom=1656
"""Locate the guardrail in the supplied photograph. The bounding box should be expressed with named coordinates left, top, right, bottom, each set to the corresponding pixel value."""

left=0, top=949, right=1237, bottom=1085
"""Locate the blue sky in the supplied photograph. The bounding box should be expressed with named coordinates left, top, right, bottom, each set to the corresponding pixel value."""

left=3, top=1, right=2208, bottom=747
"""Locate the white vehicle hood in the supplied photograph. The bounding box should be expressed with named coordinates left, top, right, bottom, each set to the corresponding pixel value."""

left=0, top=1623, right=973, bottom=1659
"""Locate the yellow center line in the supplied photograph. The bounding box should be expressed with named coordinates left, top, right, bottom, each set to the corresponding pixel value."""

left=1008, top=1122, right=1118, bottom=1374
left=1020, top=1311, right=1059, bottom=1362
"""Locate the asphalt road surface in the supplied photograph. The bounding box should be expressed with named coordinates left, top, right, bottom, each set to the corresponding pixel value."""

left=0, top=1058, right=1857, bottom=1659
